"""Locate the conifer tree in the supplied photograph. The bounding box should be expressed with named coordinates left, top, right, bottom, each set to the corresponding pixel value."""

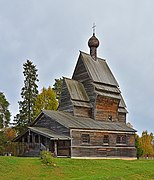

left=53, top=78, right=63, bottom=101
left=0, top=92, right=11, bottom=128
left=14, top=60, right=38, bottom=132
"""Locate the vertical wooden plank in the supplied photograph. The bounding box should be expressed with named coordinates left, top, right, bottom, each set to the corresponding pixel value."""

left=22, top=137, right=24, bottom=155
left=17, top=143, right=20, bottom=156
left=32, top=133, right=35, bottom=148
left=54, top=141, right=57, bottom=157
left=38, top=135, right=40, bottom=144
left=27, top=131, right=30, bottom=149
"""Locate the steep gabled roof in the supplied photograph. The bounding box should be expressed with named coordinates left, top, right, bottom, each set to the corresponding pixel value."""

left=42, top=110, right=136, bottom=132
left=119, top=94, right=127, bottom=108
left=118, top=94, right=128, bottom=113
left=64, top=78, right=89, bottom=102
left=74, top=52, right=127, bottom=111
left=64, top=78, right=92, bottom=108
left=80, top=52, right=119, bottom=86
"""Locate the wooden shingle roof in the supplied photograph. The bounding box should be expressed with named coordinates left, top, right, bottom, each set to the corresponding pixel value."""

left=64, top=78, right=89, bottom=102
left=13, top=126, right=70, bottom=142
left=80, top=52, right=119, bottom=86
left=64, top=78, right=92, bottom=108
left=42, top=110, right=136, bottom=132
left=29, top=127, right=70, bottom=140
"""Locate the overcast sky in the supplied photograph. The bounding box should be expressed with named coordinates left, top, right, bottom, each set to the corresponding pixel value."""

left=0, top=0, right=154, bottom=135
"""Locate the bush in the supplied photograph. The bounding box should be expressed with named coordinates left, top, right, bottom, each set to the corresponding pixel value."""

left=40, top=151, right=56, bottom=166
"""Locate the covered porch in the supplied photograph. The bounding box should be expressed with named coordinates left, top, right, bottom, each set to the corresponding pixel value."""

left=13, top=127, right=71, bottom=157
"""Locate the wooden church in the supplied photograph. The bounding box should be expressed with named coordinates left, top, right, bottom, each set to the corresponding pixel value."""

left=14, top=31, right=137, bottom=158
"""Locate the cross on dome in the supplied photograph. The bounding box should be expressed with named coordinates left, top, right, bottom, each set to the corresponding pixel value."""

left=92, top=23, right=96, bottom=35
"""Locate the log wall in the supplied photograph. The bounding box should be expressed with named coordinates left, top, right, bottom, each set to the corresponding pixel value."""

left=95, top=95, right=120, bottom=121
left=73, top=106, right=92, bottom=118
left=118, top=112, right=126, bottom=123
left=71, top=129, right=136, bottom=158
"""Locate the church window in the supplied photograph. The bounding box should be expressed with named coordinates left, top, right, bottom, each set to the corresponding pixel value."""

left=116, top=135, right=127, bottom=144
left=103, top=135, right=109, bottom=144
left=108, top=115, right=112, bottom=121
left=81, top=134, right=90, bottom=144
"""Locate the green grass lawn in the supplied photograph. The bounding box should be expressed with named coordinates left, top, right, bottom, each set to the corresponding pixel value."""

left=0, top=156, right=154, bottom=180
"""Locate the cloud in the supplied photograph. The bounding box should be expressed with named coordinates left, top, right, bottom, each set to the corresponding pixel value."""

left=0, top=0, right=154, bottom=134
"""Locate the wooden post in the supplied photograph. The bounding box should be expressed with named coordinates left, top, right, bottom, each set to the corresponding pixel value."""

left=45, top=137, right=48, bottom=151
left=38, top=135, right=40, bottom=144
left=19, top=142, right=21, bottom=155
left=32, top=133, right=35, bottom=148
left=54, top=141, right=57, bottom=157
left=27, top=131, right=30, bottom=149
left=17, top=142, right=20, bottom=156
left=45, top=137, right=47, bottom=146
left=38, top=135, right=41, bottom=152
left=22, top=137, right=24, bottom=155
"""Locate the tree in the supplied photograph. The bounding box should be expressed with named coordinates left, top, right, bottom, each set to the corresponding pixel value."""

left=33, top=86, right=58, bottom=118
left=0, top=92, right=11, bottom=128
left=139, top=131, right=154, bottom=157
left=53, top=78, right=63, bottom=101
left=4, top=128, right=16, bottom=141
left=4, top=128, right=17, bottom=155
left=14, top=60, right=39, bottom=132
left=135, top=134, right=143, bottom=159
left=0, top=131, right=7, bottom=154
left=0, top=128, right=17, bottom=155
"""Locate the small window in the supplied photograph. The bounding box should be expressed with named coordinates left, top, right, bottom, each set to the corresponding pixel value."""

left=116, top=135, right=127, bottom=144
left=81, top=134, right=90, bottom=144
left=108, top=115, right=112, bottom=121
left=103, top=135, right=109, bottom=144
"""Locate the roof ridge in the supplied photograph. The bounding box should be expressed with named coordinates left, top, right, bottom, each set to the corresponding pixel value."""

left=64, top=77, right=83, bottom=84
left=80, top=51, right=106, bottom=61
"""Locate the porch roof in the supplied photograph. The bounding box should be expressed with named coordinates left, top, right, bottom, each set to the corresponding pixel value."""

left=29, top=127, right=71, bottom=140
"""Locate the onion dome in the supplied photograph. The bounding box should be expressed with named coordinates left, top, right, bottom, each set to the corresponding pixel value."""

left=88, top=33, right=99, bottom=48
left=88, top=33, right=100, bottom=60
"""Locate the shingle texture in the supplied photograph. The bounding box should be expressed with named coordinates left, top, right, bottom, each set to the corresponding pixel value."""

left=43, top=110, right=136, bottom=132
left=29, top=127, right=70, bottom=139
left=81, top=52, right=119, bottom=86
left=64, top=78, right=89, bottom=102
